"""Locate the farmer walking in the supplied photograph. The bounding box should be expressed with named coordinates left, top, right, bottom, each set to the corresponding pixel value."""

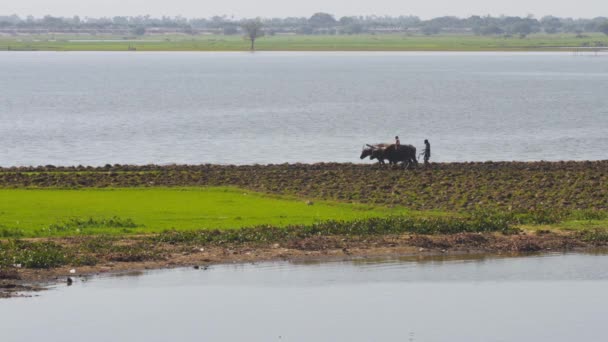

left=423, top=139, right=431, bottom=165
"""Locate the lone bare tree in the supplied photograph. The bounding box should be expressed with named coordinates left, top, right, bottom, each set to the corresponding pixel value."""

left=242, top=19, right=264, bottom=51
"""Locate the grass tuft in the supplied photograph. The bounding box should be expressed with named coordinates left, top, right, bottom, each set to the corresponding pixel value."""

left=42, top=217, right=140, bottom=235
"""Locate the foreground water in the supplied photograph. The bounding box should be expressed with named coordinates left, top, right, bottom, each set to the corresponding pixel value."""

left=1, top=52, right=607, bottom=166
left=2, top=253, right=608, bottom=341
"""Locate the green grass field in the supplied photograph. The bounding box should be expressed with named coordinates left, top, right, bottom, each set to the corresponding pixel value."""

left=2, top=33, right=608, bottom=51
left=0, top=186, right=603, bottom=239
left=0, top=187, right=421, bottom=237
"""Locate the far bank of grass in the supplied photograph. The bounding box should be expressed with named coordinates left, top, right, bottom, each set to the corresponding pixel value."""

left=2, top=33, right=608, bottom=51
left=0, top=187, right=429, bottom=237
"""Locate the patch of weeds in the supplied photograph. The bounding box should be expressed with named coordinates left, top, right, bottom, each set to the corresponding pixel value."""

left=151, top=215, right=517, bottom=246
left=575, top=229, right=608, bottom=245
left=72, top=254, right=98, bottom=266
left=0, top=226, right=25, bottom=238
left=568, top=210, right=608, bottom=221
left=107, top=243, right=163, bottom=262
left=523, top=210, right=568, bottom=225
left=77, top=235, right=117, bottom=253
left=41, top=217, right=141, bottom=235
left=469, top=208, right=605, bottom=226
left=0, top=240, right=69, bottom=269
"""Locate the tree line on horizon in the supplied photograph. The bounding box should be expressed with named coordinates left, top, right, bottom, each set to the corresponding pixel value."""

left=1, top=13, right=608, bottom=37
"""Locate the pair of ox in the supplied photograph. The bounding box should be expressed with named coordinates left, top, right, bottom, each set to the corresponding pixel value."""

left=360, top=143, right=418, bottom=167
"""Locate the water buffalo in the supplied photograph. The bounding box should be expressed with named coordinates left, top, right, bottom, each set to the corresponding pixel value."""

left=385, top=144, right=418, bottom=167
left=360, top=144, right=390, bottom=164
left=360, top=143, right=418, bottom=167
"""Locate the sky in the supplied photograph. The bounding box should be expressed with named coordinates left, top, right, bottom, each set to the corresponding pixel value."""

left=3, top=0, right=607, bottom=19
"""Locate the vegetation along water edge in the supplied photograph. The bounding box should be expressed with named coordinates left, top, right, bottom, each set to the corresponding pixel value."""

left=0, top=161, right=606, bottom=297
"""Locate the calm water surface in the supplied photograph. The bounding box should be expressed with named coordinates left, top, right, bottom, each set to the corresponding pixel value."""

left=2, top=253, right=608, bottom=341
left=1, top=51, right=607, bottom=166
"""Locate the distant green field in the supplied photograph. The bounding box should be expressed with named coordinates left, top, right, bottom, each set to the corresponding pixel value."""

left=0, top=187, right=421, bottom=237
left=2, top=33, right=608, bottom=51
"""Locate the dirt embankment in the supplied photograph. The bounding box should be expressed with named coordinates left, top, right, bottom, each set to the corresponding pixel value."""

left=1, top=161, right=606, bottom=212
left=2, top=229, right=605, bottom=298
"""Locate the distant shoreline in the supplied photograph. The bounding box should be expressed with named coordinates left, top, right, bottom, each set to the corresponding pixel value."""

left=2, top=33, right=607, bottom=52
left=1, top=49, right=602, bottom=52
left=1, top=47, right=603, bottom=52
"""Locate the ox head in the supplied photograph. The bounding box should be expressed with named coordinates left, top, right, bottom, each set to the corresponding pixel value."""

left=360, top=144, right=375, bottom=159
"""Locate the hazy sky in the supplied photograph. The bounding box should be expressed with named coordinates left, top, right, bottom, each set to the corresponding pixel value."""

left=4, top=0, right=607, bottom=19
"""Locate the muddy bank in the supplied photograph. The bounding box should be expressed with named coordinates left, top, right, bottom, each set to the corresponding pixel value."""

left=1, top=161, right=606, bottom=212
left=2, top=229, right=606, bottom=298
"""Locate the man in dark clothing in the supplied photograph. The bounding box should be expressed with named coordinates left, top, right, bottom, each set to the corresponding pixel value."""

left=423, top=139, right=431, bottom=165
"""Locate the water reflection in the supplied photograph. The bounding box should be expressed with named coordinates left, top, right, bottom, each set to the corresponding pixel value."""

left=2, top=253, right=607, bottom=342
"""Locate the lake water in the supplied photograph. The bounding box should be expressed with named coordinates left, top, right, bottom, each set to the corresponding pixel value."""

left=2, top=253, right=608, bottom=341
left=0, top=51, right=607, bottom=166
